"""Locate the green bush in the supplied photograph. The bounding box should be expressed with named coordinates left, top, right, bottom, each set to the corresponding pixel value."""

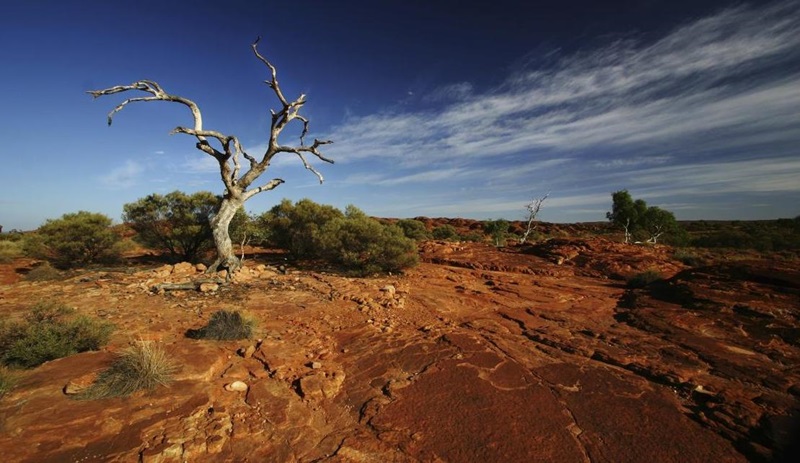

left=672, top=250, right=705, bottom=267
left=77, top=340, right=175, bottom=399
left=0, top=240, right=23, bottom=263
left=122, top=191, right=223, bottom=263
left=317, top=207, right=419, bottom=275
left=396, top=219, right=431, bottom=241
left=0, top=302, right=114, bottom=369
left=0, top=367, right=15, bottom=398
left=484, top=219, right=510, bottom=247
left=257, top=198, right=344, bottom=257
left=432, top=224, right=460, bottom=241
left=22, top=211, right=123, bottom=269
left=185, top=310, right=253, bottom=340
left=627, top=270, right=663, bottom=289
left=257, top=200, right=419, bottom=275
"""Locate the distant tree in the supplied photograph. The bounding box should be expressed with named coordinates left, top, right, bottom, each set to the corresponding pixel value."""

left=484, top=219, right=510, bottom=247
left=122, top=191, right=219, bottom=262
left=519, top=192, right=549, bottom=244
left=607, top=190, right=646, bottom=244
left=607, top=190, right=680, bottom=244
left=89, top=38, right=332, bottom=276
left=640, top=206, right=678, bottom=244
left=23, top=211, right=122, bottom=268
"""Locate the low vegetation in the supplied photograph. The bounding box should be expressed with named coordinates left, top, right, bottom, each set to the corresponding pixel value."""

left=257, top=199, right=419, bottom=275
left=627, top=270, right=664, bottom=289
left=484, top=219, right=510, bottom=247
left=22, top=211, right=124, bottom=269
left=0, top=302, right=114, bottom=368
left=23, top=262, right=64, bottom=282
left=672, top=249, right=705, bottom=267
left=123, top=191, right=240, bottom=263
left=185, top=310, right=254, bottom=340
left=77, top=340, right=176, bottom=399
left=396, top=219, right=431, bottom=241
left=687, top=217, right=800, bottom=252
left=0, top=240, right=23, bottom=264
left=0, top=366, right=15, bottom=398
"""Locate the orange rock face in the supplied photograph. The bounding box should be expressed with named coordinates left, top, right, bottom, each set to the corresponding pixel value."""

left=0, top=238, right=797, bottom=462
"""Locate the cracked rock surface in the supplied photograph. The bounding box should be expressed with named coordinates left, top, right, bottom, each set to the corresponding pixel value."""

left=0, top=237, right=798, bottom=462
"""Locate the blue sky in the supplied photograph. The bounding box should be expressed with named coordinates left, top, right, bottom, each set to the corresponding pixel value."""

left=1, top=0, right=798, bottom=231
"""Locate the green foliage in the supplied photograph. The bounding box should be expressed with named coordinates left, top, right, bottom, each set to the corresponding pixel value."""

left=0, top=302, right=114, bottom=369
left=432, top=224, right=460, bottom=241
left=483, top=219, right=510, bottom=247
left=227, top=207, right=263, bottom=260
left=22, top=211, right=123, bottom=269
left=258, top=199, right=419, bottom=275
left=627, top=270, right=663, bottom=288
left=185, top=310, right=254, bottom=340
left=607, top=190, right=682, bottom=244
left=123, top=190, right=220, bottom=262
left=77, top=340, right=176, bottom=399
left=316, top=206, right=420, bottom=275
left=0, top=240, right=23, bottom=263
left=396, top=219, right=431, bottom=241
left=672, top=250, right=705, bottom=267
left=690, top=218, right=800, bottom=251
left=258, top=198, right=344, bottom=257
left=0, top=366, right=15, bottom=398
left=459, top=231, right=485, bottom=242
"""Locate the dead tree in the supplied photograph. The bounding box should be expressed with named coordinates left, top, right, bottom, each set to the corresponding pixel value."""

left=89, top=37, right=332, bottom=275
left=519, top=192, right=549, bottom=244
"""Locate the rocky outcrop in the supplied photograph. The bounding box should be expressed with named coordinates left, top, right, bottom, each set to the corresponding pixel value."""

left=0, top=238, right=797, bottom=462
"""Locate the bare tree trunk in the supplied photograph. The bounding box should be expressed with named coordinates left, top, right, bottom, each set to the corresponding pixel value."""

left=89, top=38, right=333, bottom=278
left=208, top=197, right=243, bottom=276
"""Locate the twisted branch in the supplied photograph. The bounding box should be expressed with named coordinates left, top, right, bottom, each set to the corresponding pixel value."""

left=88, top=38, right=332, bottom=200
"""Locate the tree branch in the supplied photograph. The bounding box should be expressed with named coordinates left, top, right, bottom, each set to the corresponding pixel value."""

left=88, top=80, right=203, bottom=134
left=242, top=178, right=285, bottom=201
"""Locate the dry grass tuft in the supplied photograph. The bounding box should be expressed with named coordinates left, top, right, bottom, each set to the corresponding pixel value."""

left=77, top=340, right=176, bottom=400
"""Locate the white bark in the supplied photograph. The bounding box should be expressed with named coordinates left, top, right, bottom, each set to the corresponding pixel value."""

left=519, top=192, right=549, bottom=244
left=89, top=37, right=333, bottom=274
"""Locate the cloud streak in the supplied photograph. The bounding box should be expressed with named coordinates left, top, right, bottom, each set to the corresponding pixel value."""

left=319, top=0, right=800, bottom=221
left=99, top=160, right=143, bottom=189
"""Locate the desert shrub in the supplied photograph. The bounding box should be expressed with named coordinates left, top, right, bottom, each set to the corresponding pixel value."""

left=22, top=211, right=123, bottom=269
left=77, top=340, right=175, bottom=399
left=459, top=231, right=484, bottom=242
left=257, top=200, right=419, bottom=274
left=123, top=191, right=225, bottom=262
left=0, top=240, right=23, bottom=263
left=432, top=224, right=460, bottom=241
left=0, top=302, right=114, bottom=369
left=186, top=310, right=253, bottom=340
left=316, top=207, right=419, bottom=275
left=396, top=219, right=431, bottom=241
left=23, top=262, right=64, bottom=281
left=484, top=219, right=510, bottom=247
left=672, top=250, right=705, bottom=267
left=0, top=367, right=15, bottom=398
left=690, top=219, right=800, bottom=252
left=258, top=198, right=344, bottom=257
left=627, top=270, right=663, bottom=289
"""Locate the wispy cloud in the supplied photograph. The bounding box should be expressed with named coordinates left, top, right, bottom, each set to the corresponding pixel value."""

left=99, top=160, right=143, bottom=189
left=320, top=0, right=800, bottom=219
